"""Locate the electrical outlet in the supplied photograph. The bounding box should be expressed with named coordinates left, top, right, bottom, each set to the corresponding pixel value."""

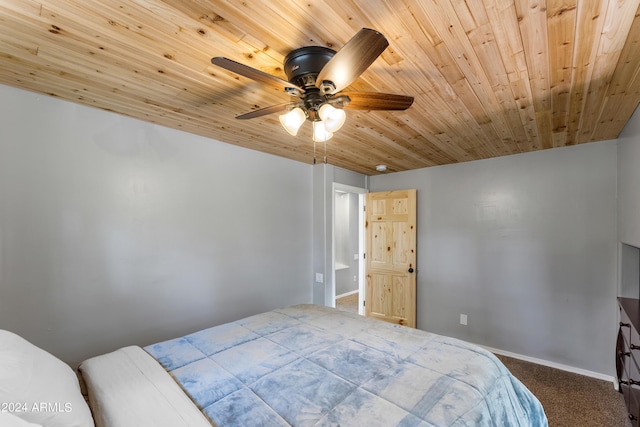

left=315, top=273, right=323, bottom=283
left=460, top=314, right=468, bottom=325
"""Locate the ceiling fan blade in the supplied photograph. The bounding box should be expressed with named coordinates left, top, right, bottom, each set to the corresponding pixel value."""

left=211, top=57, right=304, bottom=93
left=316, top=28, right=389, bottom=94
left=236, top=103, right=298, bottom=120
left=340, top=92, right=414, bottom=110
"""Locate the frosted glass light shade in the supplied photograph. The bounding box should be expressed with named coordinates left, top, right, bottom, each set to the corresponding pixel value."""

left=312, top=120, right=333, bottom=142
left=318, top=104, right=346, bottom=132
left=279, top=107, right=306, bottom=136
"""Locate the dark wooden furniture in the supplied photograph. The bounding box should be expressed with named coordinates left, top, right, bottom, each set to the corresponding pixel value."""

left=618, top=297, right=640, bottom=425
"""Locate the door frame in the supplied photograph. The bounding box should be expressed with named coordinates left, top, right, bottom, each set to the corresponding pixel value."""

left=331, top=183, right=368, bottom=314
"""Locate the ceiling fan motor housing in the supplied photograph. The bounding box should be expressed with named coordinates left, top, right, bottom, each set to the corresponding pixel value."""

left=284, top=46, right=336, bottom=88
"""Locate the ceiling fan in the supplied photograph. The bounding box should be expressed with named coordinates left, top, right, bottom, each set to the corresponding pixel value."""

left=210, top=28, right=414, bottom=142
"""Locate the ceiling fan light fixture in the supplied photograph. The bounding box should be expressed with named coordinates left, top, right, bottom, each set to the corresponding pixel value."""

left=279, top=107, right=306, bottom=136
left=312, top=120, right=333, bottom=142
left=212, top=28, right=414, bottom=152
left=318, top=103, right=346, bottom=133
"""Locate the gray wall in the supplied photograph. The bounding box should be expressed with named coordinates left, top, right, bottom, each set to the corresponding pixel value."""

left=370, top=141, right=618, bottom=376
left=620, top=243, right=640, bottom=299
left=618, top=107, right=640, bottom=299
left=334, top=192, right=359, bottom=296
left=0, top=85, right=313, bottom=367
left=312, top=164, right=367, bottom=305
left=618, top=106, right=640, bottom=248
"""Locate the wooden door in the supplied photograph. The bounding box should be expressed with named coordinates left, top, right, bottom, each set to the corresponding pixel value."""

left=365, top=189, right=417, bottom=328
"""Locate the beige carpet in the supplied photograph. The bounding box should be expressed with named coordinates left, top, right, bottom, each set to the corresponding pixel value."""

left=497, top=354, right=630, bottom=427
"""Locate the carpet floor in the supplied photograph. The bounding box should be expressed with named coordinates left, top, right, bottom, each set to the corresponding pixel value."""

left=497, top=354, right=630, bottom=427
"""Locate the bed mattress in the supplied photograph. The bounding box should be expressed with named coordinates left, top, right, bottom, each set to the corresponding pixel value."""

left=138, top=304, right=547, bottom=426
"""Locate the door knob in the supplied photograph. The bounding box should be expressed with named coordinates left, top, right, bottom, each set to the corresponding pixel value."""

left=408, top=268, right=414, bottom=273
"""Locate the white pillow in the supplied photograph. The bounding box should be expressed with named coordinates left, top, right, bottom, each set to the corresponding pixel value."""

left=0, top=412, right=43, bottom=427
left=0, top=330, right=94, bottom=427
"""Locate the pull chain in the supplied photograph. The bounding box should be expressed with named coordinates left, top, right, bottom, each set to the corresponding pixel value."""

left=323, top=139, right=327, bottom=164
left=312, top=138, right=327, bottom=165
left=313, top=139, right=317, bottom=164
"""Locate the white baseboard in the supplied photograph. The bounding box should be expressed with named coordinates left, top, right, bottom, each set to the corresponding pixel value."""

left=336, top=290, right=358, bottom=299
left=480, top=344, right=618, bottom=390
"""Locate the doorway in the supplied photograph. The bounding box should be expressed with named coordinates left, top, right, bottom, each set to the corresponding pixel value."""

left=332, top=184, right=366, bottom=315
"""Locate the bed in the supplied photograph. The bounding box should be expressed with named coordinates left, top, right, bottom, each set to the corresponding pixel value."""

left=1, top=304, right=548, bottom=427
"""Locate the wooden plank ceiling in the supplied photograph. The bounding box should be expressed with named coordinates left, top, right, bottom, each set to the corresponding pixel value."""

left=1, top=0, right=640, bottom=175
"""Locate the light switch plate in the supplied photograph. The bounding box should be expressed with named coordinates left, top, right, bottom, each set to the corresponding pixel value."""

left=460, top=314, right=468, bottom=325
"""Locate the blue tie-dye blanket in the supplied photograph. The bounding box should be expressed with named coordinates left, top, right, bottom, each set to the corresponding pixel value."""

left=145, top=304, right=547, bottom=426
